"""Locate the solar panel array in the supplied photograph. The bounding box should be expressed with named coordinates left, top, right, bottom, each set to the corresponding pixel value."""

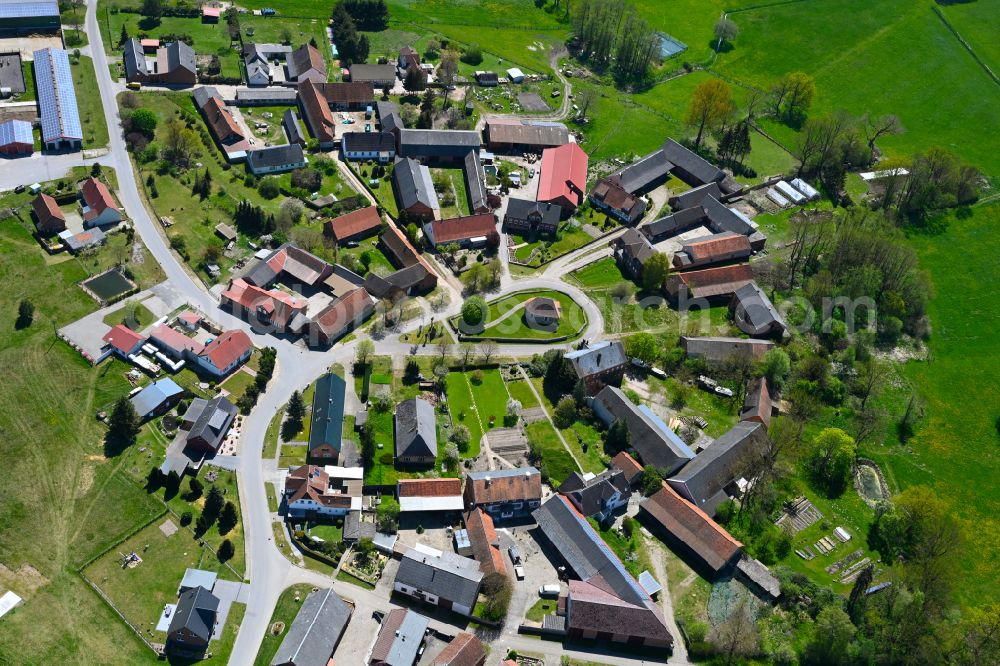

left=0, top=119, right=33, bottom=146
left=33, top=48, right=83, bottom=144
left=0, top=1, right=59, bottom=19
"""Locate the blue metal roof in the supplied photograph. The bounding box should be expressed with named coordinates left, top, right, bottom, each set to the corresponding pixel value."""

left=0, top=1, right=59, bottom=19
left=33, top=48, right=83, bottom=144
left=0, top=119, right=32, bottom=146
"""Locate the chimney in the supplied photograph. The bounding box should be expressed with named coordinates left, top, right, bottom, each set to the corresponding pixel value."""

left=596, top=353, right=602, bottom=365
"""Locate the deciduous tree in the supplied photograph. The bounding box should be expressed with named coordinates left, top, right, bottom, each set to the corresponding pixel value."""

left=686, top=79, right=734, bottom=148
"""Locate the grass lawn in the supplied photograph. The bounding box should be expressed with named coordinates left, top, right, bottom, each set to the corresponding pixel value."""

left=17, top=60, right=35, bottom=101
left=714, top=0, right=1000, bottom=184
left=221, top=368, right=256, bottom=402
left=445, top=371, right=483, bottom=458
left=430, top=168, right=470, bottom=218
left=525, top=597, right=557, bottom=622
left=279, top=443, right=308, bottom=469
left=72, top=56, right=109, bottom=149
left=589, top=286, right=678, bottom=335
left=81, top=517, right=240, bottom=646
left=588, top=517, right=651, bottom=579
left=307, top=521, right=343, bottom=543
left=336, top=236, right=396, bottom=277
left=560, top=421, right=609, bottom=475
left=336, top=569, right=376, bottom=590
left=101, top=301, right=157, bottom=330
left=363, top=407, right=398, bottom=485
left=253, top=583, right=314, bottom=666
left=525, top=420, right=579, bottom=485
left=0, top=219, right=167, bottom=663
left=466, top=368, right=509, bottom=433
left=75, top=224, right=166, bottom=291
left=939, top=0, right=1000, bottom=76
left=462, top=290, right=587, bottom=341
left=566, top=257, right=624, bottom=288
left=505, top=378, right=539, bottom=409
left=511, top=224, right=595, bottom=267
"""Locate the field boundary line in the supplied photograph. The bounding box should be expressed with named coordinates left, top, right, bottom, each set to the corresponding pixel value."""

left=931, top=6, right=1000, bottom=88
left=726, top=0, right=810, bottom=15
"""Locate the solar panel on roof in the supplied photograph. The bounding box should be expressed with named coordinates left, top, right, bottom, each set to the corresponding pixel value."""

left=33, top=48, right=83, bottom=144
left=0, top=120, right=32, bottom=146
left=0, top=1, right=59, bottom=19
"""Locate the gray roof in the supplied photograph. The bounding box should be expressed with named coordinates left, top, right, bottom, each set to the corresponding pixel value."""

left=559, top=468, right=630, bottom=517
left=235, top=87, right=298, bottom=103
left=398, top=129, right=482, bottom=160
left=463, top=150, right=488, bottom=213
left=592, top=386, right=694, bottom=474
left=504, top=198, right=560, bottom=226
left=638, top=570, right=662, bottom=597
left=662, top=138, right=725, bottom=186
left=680, top=336, right=775, bottom=363
left=669, top=182, right=722, bottom=211
left=168, top=586, right=219, bottom=643
left=374, top=609, right=429, bottom=666
left=394, top=397, right=437, bottom=459
left=270, top=589, right=352, bottom=666
left=287, top=44, right=324, bottom=79
left=611, top=148, right=673, bottom=194
left=34, top=48, right=82, bottom=144
left=732, top=282, right=786, bottom=336
left=639, top=206, right=706, bottom=240
left=565, top=340, right=626, bottom=379
left=396, top=548, right=483, bottom=609
left=668, top=421, right=769, bottom=514
left=342, top=131, right=395, bottom=152
left=178, top=568, right=217, bottom=594
left=701, top=195, right=754, bottom=236
left=363, top=263, right=430, bottom=298
left=393, top=157, right=439, bottom=212
left=349, top=63, right=396, bottom=82
left=130, top=378, right=183, bottom=418
left=376, top=100, right=403, bottom=132
left=640, top=194, right=752, bottom=242
left=247, top=143, right=305, bottom=170
left=186, top=396, right=237, bottom=451
left=122, top=38, right=147, bottom=79
left=532, top=496, right=649, bottom=607
left=165, top=41, right=196, bottom=76
left=614, top=227, right=656, bottom=266
left=193, top=86, right=221, bottom=109
left=282, top=109, right=304, bottom=145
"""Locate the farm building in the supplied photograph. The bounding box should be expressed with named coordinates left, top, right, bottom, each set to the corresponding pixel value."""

left=341, top=131, right=395, bottom=162
left=307, top=373, right=347, bottom=463
left=589, top=176, right=646, bottom=225
left=0, top=119, right=32, bottom=156
left=246, top=144, right=306, bottom=175
left=33, top=48, right=82, bottom=151
left=680, top=336, right=775, bottom=363
left=484, top=118, right=568, bottom=152
left=565, top=340, right=627, bottom=395
left=503, top=198, right=560, bottom=235
left=392, top=156, right=439, bottom=219
left=664, top=264, right=754, bottom=303
left=0, top=0, right=59, bottom=35
left=286, top=44, right=326, bottom=84
left=422, top=213, right=499, bottom=249
left=672, top=232, right=753, bottom=270
left=537, top=142, right=588, bottom=212
left=325, top=206, right=382, bottom=243
left=347, top=63, right=396, bottom=87
left=730, top=282, right=787, bottom=338
left=611, top=227, right=657, bottom=281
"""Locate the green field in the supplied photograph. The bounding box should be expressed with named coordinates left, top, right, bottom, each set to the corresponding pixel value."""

left=73, top=56, right=110, bottom=149
left=939, top=0, right=1000, bottom=77
left=525, top=419, right=579, bottom=484
left=566, top=257, right=624, bottom=288
left=253, top=584, right=314, bottom=666
left=0, top=221, right=166, bottom=664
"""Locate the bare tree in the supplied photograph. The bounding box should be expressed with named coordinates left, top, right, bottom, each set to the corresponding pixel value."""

left=861, top=113, right=903, bottom=161
left=709, top=596, right=759, bottom=665
left=459, top=344, right=475, bottom=369
left=478, top=339, right=499, bottom=364
left=786, top=211, right=832, bottom=289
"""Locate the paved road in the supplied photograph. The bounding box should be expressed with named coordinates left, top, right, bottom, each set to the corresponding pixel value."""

left=53, top=6, right=684, bottom=663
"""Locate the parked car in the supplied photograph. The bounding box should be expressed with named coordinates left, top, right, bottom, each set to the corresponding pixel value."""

left=714, top=386, right=734, bottom=398
left=539, top=584, right=560, bottom=597
left=650, top=367, right=667, bottom=379
left=508, top=545, right=522, bottom=565
left=515, top=566, right=525, bottom=580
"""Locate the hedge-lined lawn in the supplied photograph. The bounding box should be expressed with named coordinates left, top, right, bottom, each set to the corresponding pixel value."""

left=221, top=368, right=256, bottom=401
left=567, top=257, right=624, bottom=288
left=511, top=224, right=595, bottom=267
left=525, top=420, right=578, bottom=485
left=471, top=290, right=587, bottom=341
left=444, top=371, right=483, bottom=457
left=505, top=378, right=539, bottom=409
left=467, top=368, right=508, bottom=432
left=363, top=407, right=398, bottom=485
left=254, top=584, right=314, bottom=666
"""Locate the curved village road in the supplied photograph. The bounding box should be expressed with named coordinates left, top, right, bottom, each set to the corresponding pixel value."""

left=47, top=5, right=690, bottom=664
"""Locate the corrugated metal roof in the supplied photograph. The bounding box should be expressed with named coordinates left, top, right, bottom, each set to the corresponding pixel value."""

left=0, top=1, right=59, bottom=19
left=0, top=119, right=32, bottom=146
left=33, top=48, right=82, bottom=143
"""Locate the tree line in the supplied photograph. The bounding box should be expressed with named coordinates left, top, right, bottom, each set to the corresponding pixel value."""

left=569, top=0, right=661, bottom=81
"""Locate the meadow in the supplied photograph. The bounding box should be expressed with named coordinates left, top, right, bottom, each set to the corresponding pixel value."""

left=73, top=56, right=109, bottom=149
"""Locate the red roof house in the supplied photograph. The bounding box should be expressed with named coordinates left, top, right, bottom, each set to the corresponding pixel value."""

left=665, top=263, right=754, bottom=303
left=423, top=213, right=498, bottom=248
left=298, top=80, right=336, bottom=147
left=80, top=177, right=122, bottom=228
left=537, top=142, right=588, bottom=212
left=325, top=205, right=382, bottom=243
left=197, top=329, right=253, bottom=377
left=31, top=193, right=66, bottom=235
left=220, top=278, right=307, bottom=330
left=102, top=324, right=145, bottom=358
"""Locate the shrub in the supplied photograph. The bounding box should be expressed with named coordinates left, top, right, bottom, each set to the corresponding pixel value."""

left=462, top=296, right=487, bottom=326
left=258, top=178, right=280, bottom=199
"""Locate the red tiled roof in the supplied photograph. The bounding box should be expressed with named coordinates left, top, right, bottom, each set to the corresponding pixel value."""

left=463, top=508, right=507, bottom=577
left=102, top=324, right=144, bottom=354
left=381, top=223, right=436, bottom=275
left=641, top=482, right=743, bottom=573
left=370, top=609, right=407, bottom=663
left=325, top=206, right=382, bottom=241
left=151, top=323, right=205, bottom=355
left=31, top=193, right=64, bottom=225
left=202, top=6, right=221, bottom=17
left=464, top=468, right=542, bottom=505
left=398, top=478, right=462, bottom=497
left=140, top=38, right=159, bottom=48
left=298, top=80, right=335, bottom=143
left=200, top=329, right=252, bottom=371
left=178, top=311, right=201, bottom=325
left=427, top=214, right=497, bottom=245
left=203, top=97, right=244, bottom=143
left=684, top=233, right=751, bottom=263
left=316, top=81, right=375, bottom=105
left=537, top=142, right=588, bottom=208
left=670, top=264, right=753, bottom=298
left=611, top=451, right=644, bottom=484
left=428, top=631, right=487, bottom=666
left=591, top=176, right=643, bottom=213
left=311, top=287, right=373, bottom=338
left=81, top=177, right=117, bottom=222
left=221, top=278, right=306, bottom=328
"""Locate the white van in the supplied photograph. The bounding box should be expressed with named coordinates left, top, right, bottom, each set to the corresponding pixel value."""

left=539, top=584, right=560, bottom=597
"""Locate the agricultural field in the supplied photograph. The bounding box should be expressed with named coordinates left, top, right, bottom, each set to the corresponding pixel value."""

left=0, top=221, right=166, bottom=664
